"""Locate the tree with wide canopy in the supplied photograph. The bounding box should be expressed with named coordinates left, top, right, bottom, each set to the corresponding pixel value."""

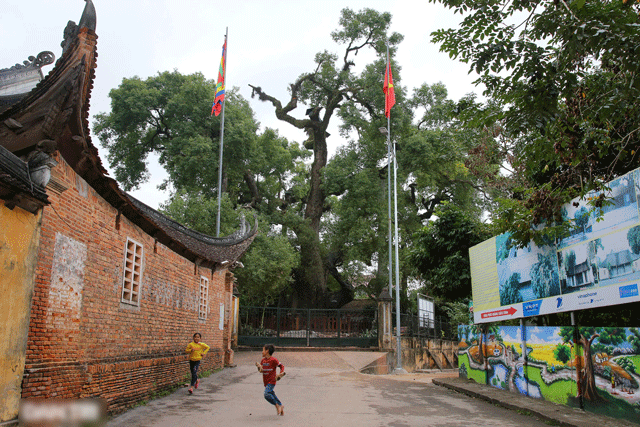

left=430, top=0, right=640, bottom=247
left=95, top=8, right=487, bottom=309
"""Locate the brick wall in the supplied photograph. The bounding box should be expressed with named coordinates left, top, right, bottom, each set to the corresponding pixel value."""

left=22, top=156, right=233, bottom=414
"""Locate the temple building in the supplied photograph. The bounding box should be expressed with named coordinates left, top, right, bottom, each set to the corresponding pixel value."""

left=0, top=1, right=254, bottom=421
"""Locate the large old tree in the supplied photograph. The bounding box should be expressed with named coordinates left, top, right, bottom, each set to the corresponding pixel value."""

left=248, top=8, right=402, bottom=306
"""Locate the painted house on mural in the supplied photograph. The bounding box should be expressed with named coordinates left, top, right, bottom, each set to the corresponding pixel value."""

left=600, top=249, right=640, bottom=280
left=566, top=259, right=594, bottom=289
left=0, top=0, right=256, bottom=419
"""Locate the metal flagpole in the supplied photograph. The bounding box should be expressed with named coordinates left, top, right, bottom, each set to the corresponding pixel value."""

left=392, top=125, right=405, bottom=374
left=216, top=28, right=228, bottom=237
left=383, top=42, right=405, bottom=374
left=386, top=44, right=393, bottom=296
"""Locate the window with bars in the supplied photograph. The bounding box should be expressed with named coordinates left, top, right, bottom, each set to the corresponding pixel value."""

left=121, top=238, right=143, bottom=306
left=199, top=276, right=209, bottom=320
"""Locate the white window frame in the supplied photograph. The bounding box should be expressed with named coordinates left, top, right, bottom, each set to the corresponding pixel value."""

left=121, top=238, right=144, bottom=306
left=199, top=276, right=209, bottom=320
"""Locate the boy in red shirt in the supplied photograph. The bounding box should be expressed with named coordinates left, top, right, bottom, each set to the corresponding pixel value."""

left=256, top=344, right=285, bottom=415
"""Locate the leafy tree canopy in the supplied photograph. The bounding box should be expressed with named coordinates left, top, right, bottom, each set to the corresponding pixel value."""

left=408, top=202, right=491, bottom=303
left=430, top=0, right=640, bottom=247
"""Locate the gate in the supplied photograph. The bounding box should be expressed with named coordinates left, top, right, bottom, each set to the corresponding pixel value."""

left=238, top=306, right=378, bottom=348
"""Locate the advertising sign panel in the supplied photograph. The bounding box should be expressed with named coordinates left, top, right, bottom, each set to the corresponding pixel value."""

left=417, top=294, right=434, bottom=328
left=470, top=168, right=640, bottom=323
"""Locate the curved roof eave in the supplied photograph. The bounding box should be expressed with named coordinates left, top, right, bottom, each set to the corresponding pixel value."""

left=0, top=0, right=257, bottom=267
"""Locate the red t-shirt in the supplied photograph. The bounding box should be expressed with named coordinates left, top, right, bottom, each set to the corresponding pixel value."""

left=260, top=356, right=284, bottom=386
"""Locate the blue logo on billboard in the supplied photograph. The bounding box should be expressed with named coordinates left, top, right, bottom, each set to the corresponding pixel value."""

left=556, top=297, right=563, bottom=308
left=620, top=284, right=639, bottom=299
left=523, top=300, right=542, bottom=317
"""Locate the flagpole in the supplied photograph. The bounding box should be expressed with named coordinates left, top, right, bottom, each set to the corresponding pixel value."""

left=216, top=28, right=228, bottom=237
left=386, top=44, right=393, bottom=297
left=392, top=126, right=405, bottom=373
left=384, top=42, right=405, bottom=374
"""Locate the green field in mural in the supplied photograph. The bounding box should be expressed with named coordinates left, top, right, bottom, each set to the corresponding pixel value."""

left=459, top=325, right=640, bottom=424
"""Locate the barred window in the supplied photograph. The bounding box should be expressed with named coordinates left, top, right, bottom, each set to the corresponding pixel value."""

left=199, top=276, right=209, bottom=320
left=121, top=238, right=143, bottom=306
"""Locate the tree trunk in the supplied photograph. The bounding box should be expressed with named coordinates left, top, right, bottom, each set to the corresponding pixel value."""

left=247, top=83, right=332, bottom=308
left=580, top=335, right=603, bottom=402
left=295, top=128, right=328, bottom=307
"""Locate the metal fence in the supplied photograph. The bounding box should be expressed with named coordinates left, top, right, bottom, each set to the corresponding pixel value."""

left=238, top=306, right=378, bottom=348
left=394, top=312, right=458, bottom=341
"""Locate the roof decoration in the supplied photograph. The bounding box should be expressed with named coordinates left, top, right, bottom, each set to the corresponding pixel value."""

left=0, top=0, right=256, bottom=267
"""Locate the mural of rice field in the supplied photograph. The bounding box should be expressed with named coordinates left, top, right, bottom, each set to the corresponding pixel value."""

left=458, top=325, right=640, bottom=424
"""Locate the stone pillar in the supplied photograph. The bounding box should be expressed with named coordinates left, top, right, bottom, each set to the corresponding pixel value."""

left=378, top=288, right=393, bottom=350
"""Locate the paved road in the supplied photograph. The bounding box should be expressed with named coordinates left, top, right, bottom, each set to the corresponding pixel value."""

left=106, top=351, right=554, bottom=427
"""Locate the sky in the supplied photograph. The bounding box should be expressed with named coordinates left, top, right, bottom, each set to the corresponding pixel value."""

left=2, top=0, right=484, bottom=209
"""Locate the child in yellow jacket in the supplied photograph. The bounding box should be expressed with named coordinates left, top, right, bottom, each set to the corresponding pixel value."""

left=186, top=333, right=210, bottom=394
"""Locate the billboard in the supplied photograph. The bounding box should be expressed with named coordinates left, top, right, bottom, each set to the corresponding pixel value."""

left=417, top=294, right=434, bottom=328
left=470, top=168, right=640, bottom=323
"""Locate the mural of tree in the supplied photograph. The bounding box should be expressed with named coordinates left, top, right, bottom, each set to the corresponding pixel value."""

left=559, top=327, right=627, bottom=402
left=574, top=206, right=590, bottom=234
left=593, top=328, right=627, bottom=354
left=587, top=238, right=603, bottom=282
left=496, top=233, right=512, bottom=263
left=554, top=344, right=572, bottom=365
left=564, top=250, right=577, bottom=276
left=530, top=252, right=560, bottom=299
left=628, top=226, right=640, bottom=255
left=500, top=272, right=523, bottom=306
left=629, top=328, right=640, bottom=354
left=459, top=325, right=472, bottom=344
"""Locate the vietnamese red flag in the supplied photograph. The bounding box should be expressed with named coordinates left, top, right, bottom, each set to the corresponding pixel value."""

left=383, top=61, right=395, bottom=118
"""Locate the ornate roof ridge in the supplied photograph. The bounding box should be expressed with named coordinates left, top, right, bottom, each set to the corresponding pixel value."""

left=125, top=193, right=258, bottom=247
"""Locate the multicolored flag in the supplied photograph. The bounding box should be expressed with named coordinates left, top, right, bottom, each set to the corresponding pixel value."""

left=383, top=61, right=395, bottom=118
left=211, top=39, right=227, bottom=116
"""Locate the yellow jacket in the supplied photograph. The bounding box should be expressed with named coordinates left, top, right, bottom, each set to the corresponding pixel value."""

left=186, top=342, right=210, bottom=361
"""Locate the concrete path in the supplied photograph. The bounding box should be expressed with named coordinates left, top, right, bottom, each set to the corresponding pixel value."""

left=106, top=351, right=558, bottom=426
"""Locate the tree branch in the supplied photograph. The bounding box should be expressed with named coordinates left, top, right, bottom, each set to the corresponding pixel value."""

left=248, top=82, right=314, bottom=130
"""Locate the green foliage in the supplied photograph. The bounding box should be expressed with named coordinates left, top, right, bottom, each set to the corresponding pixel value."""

left=443, top=300, right=472, bottom=327
left=594, top=328, right=627, bottom=354
left=554, top=344, right=572, bottom=365
left=573, top=207, right=590, bottom=234
left=95, top=8, right=494, bottom=309
left=500, top=272, right=523, bottom=306
left=627, top=328, right=640, bottom=354
left=617, top=357, right=636, bottom=375
left=627, top=226, right=640, bottom=255
left=530, top=252, right=560, bottom=299
left=234, top=230, right=300, bottom=307
left=408, top=203, right=490, bottom=304
left=430, top=0, right=640, bottom=247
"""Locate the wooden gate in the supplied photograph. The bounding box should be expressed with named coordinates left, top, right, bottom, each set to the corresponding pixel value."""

left=238, top=306, right=378, bottom=348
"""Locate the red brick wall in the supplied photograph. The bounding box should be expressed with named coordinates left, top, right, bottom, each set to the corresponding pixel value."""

left=22, top=156, right=233, bottom=414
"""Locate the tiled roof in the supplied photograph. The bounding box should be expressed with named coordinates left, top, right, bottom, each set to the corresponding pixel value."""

left=604, top=250, right=637, bottom=268
left=0, top=144, right=49, bottom=212
left=0, top=0, right=256, bottom=266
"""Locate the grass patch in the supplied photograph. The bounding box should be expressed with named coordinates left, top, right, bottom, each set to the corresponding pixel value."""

left=199, top=367, right=223, bottom=378
left=525, top=365, right=575, bottom=405
left=579, top=389, right=640, bottom=424
left=458, top=353, right=488, bottom=384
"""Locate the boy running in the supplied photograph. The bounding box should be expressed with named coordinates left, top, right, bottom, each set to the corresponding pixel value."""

left=256, top=344, right=285, bottom=415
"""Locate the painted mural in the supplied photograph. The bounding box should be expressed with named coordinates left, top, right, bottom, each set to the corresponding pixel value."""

left=458, top=325, right=640, bottom=424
